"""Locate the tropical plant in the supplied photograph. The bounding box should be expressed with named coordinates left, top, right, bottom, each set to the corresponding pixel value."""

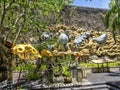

left=79, top=61, right=119, bottom=68
left=40, top=64, right=46, bottom=70
left=104, top=0, right=120, bottom=42
left=14, top=63, right=36, bottom=71
left=0, top=0, right=74, bottom=42
left=62, top=66, right=70, bottom=77
left=0, top=0, right=73, bottom=88
left=27, top=72, right=40, bottom=81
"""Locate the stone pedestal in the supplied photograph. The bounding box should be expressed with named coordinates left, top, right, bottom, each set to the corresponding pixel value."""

left=76, top=67, right=83, bottom=82
left=69, top=66, right=77, bottom=79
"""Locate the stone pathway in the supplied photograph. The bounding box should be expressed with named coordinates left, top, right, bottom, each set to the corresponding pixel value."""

left=0, top=68, right=120, bottom=89
left=87, top=68, right=120, bottom=84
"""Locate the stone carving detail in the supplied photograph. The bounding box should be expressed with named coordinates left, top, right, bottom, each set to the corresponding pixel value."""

left=59, top=33, right=69, bottom=45
left=92, top=34, right=107, bottom=44
left=46, top=24, right=120, bottom=57
left=41, top=32, right=50, bottom=40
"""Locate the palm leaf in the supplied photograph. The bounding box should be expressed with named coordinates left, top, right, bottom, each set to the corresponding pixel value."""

left=104, top=5, right=118, bottom=28
left=111, top=16, right=118, bottom=42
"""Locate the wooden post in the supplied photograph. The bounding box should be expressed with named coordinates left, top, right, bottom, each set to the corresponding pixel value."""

left=47, top=58, right=53, bottom=84
left=76, top=67, right=82, bottom=82
left=7, top=51, right=13, bottom=90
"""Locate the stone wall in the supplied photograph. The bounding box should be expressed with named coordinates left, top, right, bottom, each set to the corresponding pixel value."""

left=61, top=6, right=108, bottom=31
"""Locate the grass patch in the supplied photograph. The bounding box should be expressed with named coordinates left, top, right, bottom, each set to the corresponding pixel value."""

left=14, top=63, right=36, bottom=71
left=79, top=61, right=120, bottom=68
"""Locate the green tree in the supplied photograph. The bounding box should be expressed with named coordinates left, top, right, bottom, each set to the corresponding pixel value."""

left=0, top=0, right=73, bottom=89
left=104, top=0, right=120, bottom=42
left=0, top=0, right=73, bottom=44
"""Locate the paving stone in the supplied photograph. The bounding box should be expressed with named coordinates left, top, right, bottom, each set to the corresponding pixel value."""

left=87, top=71, right=120, bottom=84
left=1, top=68, right=120, bottom=90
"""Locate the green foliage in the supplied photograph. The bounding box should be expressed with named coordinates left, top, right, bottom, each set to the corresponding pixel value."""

left=79, top=61, right=119, bottom=68
left=62, top=66, right=70, bottom=77
left=0, top=0, right=74, bottom=84
left=14, top=63, right=40, bottom=80
left=104, top=0, right=120, bottom=42
left=27, top=72, right=40, bottom=81
left=33, top=38, right=58, bottom=51
left=0, top=0, right=73, bottom=43
left=40, top=64, right=46, bottom=70
left=54, top=66, right=60, bottom=72
left=18, top=85, right=22, bottom=90
left=14, top=63, right=36, bottom=71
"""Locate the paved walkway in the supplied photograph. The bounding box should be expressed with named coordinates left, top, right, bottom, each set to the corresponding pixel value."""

left=0, top=68, right=120, bottom=89
left=86, top=68, right=120, bottom=84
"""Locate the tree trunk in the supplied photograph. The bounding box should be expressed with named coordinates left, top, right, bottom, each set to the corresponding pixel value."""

left=7, top=51, right=13, bottom=90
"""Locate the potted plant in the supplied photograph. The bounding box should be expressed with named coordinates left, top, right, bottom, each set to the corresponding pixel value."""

left=54, top=66, right=61, bottom=77
left=62, top=66, right=72, bottom=83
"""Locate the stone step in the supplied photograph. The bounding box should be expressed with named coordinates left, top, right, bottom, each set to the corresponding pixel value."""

left=71, top=84, right=109, bottom=90
left=31, top=82, right=109, bottom=90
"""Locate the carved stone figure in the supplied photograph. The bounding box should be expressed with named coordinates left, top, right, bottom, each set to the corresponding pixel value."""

left=59, top=33, right=69, bottom=45
left=92, top=34, right=107, bottom=44
left=41, top=32, right=50, bottom=40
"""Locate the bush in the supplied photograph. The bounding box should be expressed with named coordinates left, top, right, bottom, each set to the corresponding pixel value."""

left=14, top=63, right=36, bottom=71
left=62, top=66, right=70, bottom=77
left=79, top=61, right=119, bottom=68
left=27, top=72, right=40, bottom=81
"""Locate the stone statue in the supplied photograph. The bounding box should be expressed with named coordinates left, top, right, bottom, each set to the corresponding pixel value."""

left=59, top=31, right=69, bottom=45
left=41, top=32, right=50, bottom=40
left=73, top=32, right=90, bottom=46
left=92, top=34, right=107, bottom=44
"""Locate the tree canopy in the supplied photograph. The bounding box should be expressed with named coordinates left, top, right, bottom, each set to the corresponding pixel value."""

left=0, top=0, right=73, bottom=45
left=104, top=0, right=120, bottom=42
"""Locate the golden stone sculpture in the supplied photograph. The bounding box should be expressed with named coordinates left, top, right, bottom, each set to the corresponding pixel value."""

left=12, top=44, right=42, bottom=60
left=48, top=24, right=120, bottom=58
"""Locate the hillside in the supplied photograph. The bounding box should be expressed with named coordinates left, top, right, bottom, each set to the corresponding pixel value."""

left=61, top=6, right=108, bottom=31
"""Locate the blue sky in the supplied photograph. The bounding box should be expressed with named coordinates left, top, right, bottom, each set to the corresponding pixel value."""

left=72, top=0, right=110, bottom=9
